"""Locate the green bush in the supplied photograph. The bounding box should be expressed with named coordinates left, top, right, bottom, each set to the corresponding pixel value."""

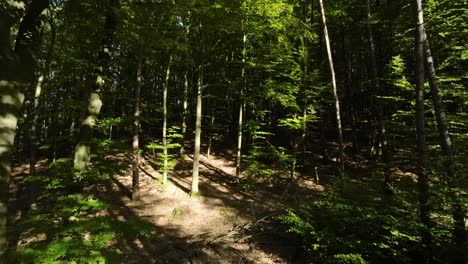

left=278, top=180, right=421, bottom=263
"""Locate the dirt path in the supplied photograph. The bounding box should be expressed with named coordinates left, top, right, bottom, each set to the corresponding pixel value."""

left=106, top=151, right=324, bottom=263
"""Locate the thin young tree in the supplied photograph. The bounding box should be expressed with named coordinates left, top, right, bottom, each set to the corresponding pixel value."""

left=30, top=76, right=44, bottom=175
left=30, top=14, right=56, bottom=174
left=191, top=64, right=203, bottom=195
left=414, top=0, right=432, bottom=259
left=162, top=55, right=172, bottom=185
left=132, top=58, right=143, bottom=201
left=365, top=0, right=391, bottom=190
left=318, top=0, right=345, bottom=177
left=206, top=108, right=215, bottom=158
left=180, top=16, right=191, bottom=157
left=236, top=28, right=247, bottom=180
left=421, top=19, right=466, bottom=259
left=180, top=70, right=189, bottom=157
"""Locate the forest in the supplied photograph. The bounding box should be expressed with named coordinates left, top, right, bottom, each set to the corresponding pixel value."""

left=0, top=0, right=467, bottom=263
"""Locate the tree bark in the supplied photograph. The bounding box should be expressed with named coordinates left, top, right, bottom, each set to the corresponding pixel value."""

left=191, top=64, right=204, bottom=195
left=319, top=0, right=345, bottom=177
left=74, top=0, right=118, bottom=171
left=132, top=58, right=143, bottom=201
left=365, top=0, right=391, bottom=190
left=206, top=109, right=215, bottom=158
left=236, top=31, right=247, bottom=179
left=0, top=0, right=49, bottom=256
left=180, top=71, right=189, bottom=156
left=422, top=26, right=466, bottom=260
left=29, top=75, right=44, bottom=175
left=414, top=0, right=433, bottom=260
left=162, top=55, right=172, bottom=185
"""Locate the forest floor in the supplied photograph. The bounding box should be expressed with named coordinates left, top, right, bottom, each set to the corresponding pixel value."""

left=8, top=146, right=334, bottom=264
left=98, top=148, right=328, bottom=263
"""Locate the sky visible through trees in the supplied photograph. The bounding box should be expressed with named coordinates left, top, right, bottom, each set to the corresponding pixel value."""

left=0, top=0, right=466, bottom=263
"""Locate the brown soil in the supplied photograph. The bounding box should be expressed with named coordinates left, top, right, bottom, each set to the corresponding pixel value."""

left=100, top=150, right=326, bottom=263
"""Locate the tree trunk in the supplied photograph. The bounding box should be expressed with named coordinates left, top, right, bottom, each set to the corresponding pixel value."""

left=191, top=64, right=204, bottom=195
left=180, top=71, right=189, bottom=156
left=422, top=26, right=466, bottom=259
left=74, top=92, right=103, bottom=170
left=0, top=0, right=49, bottom=256
left=365, top=0, right=391, bottom=190
left=319, top=110, right=328, bottom=161
left=0, top=83, right=25, bottom=256
left=73, top=0, right=118, bottom=171
left=29, top=75, right=44, bottom=175
left=319, top=0, right=345, bottom=177
left=162, top=55, right=172, bottom=185
left=414, top=0, right=433, bottom=260
left=132, top=58, right=143, bottom=201
left=236, top=31, right=247, bottom=180
left=206, top=110, right=215, bottom=158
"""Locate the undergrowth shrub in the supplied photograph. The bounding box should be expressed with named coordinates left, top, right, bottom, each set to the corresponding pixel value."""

left=278, top=179, right=422, bottom=263
left=9, top=153, right=150, bottom=263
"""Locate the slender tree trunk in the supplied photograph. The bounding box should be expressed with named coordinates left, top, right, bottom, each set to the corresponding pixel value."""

left=236, top=31, right=247, bottom=180
left=291, top=135, right=299, bottom=182
left=162, top=55, right=172, bottom=185
left=319, top=110, right=328, bottom=161
left=301, top=2, right=309, bottom=167
left=319, top=0, right=345, bottom=177
left=191, top=64, right=203, bottom=195
left=132, top=58, right=143, bottom=201
left=414, top=0, right=433, bottom=260
left=180, top=71, right=189, bottom=156
left=422, top=26, right=466, bottom=259
left=73, top=0, right=118, bottom=171
left=365, top=0, right=391, bottom=190
left=236, top=101, right=244, bottom=179
left=29, top=75, right=43, bottom=175
left=181, top=16, right=191, bottom=157
left=206, top=110, right=215, bottom=158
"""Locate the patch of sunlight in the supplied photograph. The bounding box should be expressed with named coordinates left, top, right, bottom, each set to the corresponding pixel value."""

left=89, top=93, right=103, bottom=113
left=0, top=113, right=18, bottom=130
left=3, top=0, right=26, bottom=10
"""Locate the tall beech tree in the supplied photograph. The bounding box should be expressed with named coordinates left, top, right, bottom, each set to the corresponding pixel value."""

left=191, top=62, right=204, bottom=195
left=0, top=0, right=49, bottom=256
left=162, top=55, right=172, bottom=185
left=73, top=0, right=119, bottom=171
left=319, top=0, right=345, bottom=177
left=414, top=0, right=432, bottom=259
left=132, top=57, right=143, bottom=201
left=420, top=9, right=466, bottom=259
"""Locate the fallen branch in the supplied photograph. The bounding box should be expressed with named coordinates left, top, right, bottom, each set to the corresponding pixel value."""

left=190, top=210, right=284, bottom=245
